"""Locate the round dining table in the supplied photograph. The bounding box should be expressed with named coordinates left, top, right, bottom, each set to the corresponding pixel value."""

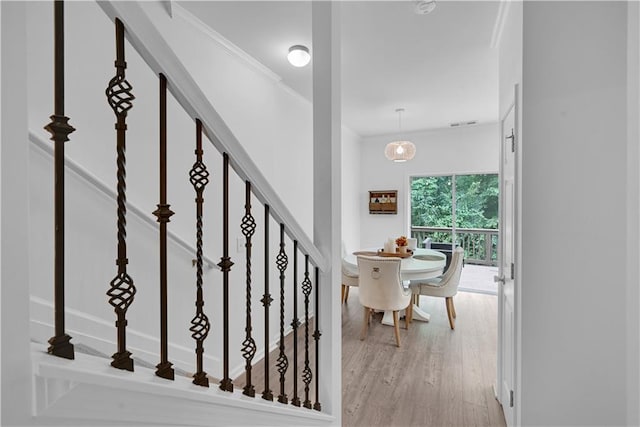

left=343, top=247, right=447, bottom=324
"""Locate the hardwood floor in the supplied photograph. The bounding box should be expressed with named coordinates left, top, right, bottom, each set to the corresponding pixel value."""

left=234, top=319, right=317, bottom=406
left=342, top=289, right=506, bottom=427
left=234, top=289, right=506, bottom=426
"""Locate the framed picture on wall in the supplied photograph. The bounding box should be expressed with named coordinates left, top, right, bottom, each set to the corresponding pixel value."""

left=369, top=190, right=397, bottom=214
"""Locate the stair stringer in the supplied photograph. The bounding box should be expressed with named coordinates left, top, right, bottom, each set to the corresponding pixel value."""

left=32, top=344, right=335, bottom=427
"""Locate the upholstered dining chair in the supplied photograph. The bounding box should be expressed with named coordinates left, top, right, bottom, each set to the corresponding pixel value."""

left=342, top=259, right=359, bottom=303
left=341, top=241, right=359, bottom=303
left=356, top=255, right=412, bottom=347
left=409, top=246, right=464, bottom=330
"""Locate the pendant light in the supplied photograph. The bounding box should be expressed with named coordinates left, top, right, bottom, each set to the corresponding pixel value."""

left=385, top=108, right=416, bottom=162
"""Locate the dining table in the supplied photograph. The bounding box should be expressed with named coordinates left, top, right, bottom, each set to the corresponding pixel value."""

left=343, top=247, right=447, bottom=325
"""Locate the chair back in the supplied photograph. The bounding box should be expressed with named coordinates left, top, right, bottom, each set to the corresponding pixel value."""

left=356, top=255, right=410, bottom=311
left=436, top=246, right=464, bottom=297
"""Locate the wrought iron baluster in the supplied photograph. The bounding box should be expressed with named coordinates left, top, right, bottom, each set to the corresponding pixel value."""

left=219, top=152, right=234, bottom=392
left=105, top=18, right=136, bottom=372
left=241, top=181, right=257, bottom=397
left=153, top=73, right=174, bottom=380
left=45, top=0, right=75, bottom=361
left=301, top=256, right=313, bottom=409
left=189, top=119, right=210, bottom=387
left=261, top=205, right=274, bottom=401
left=313, top=266, right=322, bottom=411
left=276, top=224, right=289, bottom=404
left=291, top=241, right=301, bottom=407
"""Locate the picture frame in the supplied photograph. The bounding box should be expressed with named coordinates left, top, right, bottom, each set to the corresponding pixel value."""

left=369, top=190, right=397, bottom=214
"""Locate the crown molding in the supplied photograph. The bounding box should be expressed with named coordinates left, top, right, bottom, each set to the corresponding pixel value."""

left=172, top=3, right=282, bottom=83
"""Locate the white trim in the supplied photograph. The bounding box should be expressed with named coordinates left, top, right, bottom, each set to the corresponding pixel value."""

left=312, top=1, right=342, bottom=420
left=626, top=4, right=640, bottom=424
left=496, top=100, right=514, bottom=419
left=31, top=343, right=335, bottom=426
left=29, top=131, right=217, bottom=269
left=513, top=83, right=522, bottom=427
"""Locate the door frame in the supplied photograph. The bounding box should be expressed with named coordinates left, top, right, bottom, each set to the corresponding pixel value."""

left=497, top=84, right=521, bottom=427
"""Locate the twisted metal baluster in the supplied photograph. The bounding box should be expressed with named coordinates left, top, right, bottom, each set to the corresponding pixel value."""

left=241, top=181, right=257, bottom=397
left=261, top=205, right=274, bottom=402
left=153, top=73, right=174, bottom=380
left=45, top=0, right=75, bottom=360
left=219, top=152, right=235, bottom=392
left=291, top=241, right=301, bottom=407
left=105, top=18, right=136, bottom=372
left=276, top=224, right=289, bottom=404
left=301, top=255, right=313, bottom=409
left=190, top=119, right=210, bottom=387
left=313, top=266, right=322, bottom=411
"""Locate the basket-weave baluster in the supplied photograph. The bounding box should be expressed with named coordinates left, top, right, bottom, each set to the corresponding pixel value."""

left=105, top=18, right=136, bottom=372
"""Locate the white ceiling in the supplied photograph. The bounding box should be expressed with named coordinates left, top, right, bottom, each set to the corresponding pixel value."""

left=177, top=1, right=500, bottom=137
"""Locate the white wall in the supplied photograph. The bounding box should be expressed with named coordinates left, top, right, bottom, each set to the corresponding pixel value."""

left=341, top=127, right=361, bottom=254
left=358, top=124, right=499, bottom=249
left=520, top=2, right=634, bottom=425
left=27, top=1, right=316, bottom=246
left=1, top=2, right=32, bottom=425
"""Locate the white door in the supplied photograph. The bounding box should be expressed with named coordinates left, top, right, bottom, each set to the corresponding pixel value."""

left=497, top=94, right=517, bottom=427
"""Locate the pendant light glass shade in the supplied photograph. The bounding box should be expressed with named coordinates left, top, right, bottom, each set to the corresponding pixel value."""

left=385, top=140, right=416, bottom=162
left=385, top=108, right=416, bottom=162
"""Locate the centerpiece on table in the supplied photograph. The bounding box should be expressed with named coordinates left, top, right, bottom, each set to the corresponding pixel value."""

left=395, top=235, right=409, bottom=254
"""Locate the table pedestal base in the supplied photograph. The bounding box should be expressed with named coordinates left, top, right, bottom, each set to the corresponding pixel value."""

left=381, top=305, right=430, bottom=326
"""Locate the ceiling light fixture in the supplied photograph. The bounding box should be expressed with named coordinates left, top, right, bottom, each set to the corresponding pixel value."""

left=385, top=108, right=416, bottom=162
left=414, top=0, right=437, bottom=15
left=287, top=45, right=311, bottom=67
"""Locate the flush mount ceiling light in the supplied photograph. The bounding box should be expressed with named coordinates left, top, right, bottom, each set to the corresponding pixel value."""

left=414, top=0, right=437, bottom=15
left=385, top=108, right=416, bottom=162
left=287, top=45, right=311, bottom=67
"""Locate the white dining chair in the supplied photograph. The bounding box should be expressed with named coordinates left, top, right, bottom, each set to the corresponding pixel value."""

left=341, top=241, right=359, bottom=303
left=342, top=259, right=359, bottom=303
left=356, top=255, right=412, bottom=347
left=409, top=246, right=464, bottom=329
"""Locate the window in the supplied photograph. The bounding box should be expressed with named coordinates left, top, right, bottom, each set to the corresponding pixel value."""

left=410, top=173, right=499, bottom=265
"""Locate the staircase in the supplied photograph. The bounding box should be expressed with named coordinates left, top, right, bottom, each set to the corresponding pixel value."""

left=1, top=1, right=341, bottom=425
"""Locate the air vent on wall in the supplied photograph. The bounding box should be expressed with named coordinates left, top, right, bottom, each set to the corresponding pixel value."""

left=450, top=120, right=478, bottom=128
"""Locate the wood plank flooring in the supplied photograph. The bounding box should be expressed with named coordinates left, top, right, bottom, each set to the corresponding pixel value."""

left=234, top=319, right=317, bottom=406
left=234, top=289, right=506, bottom=427
left=342, top=289, right=506, bottom=427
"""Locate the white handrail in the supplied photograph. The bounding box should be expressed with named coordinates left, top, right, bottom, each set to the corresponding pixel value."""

left=29, top=131, right=217, bottom=269
left=96, top=1, right=328, bottom=273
